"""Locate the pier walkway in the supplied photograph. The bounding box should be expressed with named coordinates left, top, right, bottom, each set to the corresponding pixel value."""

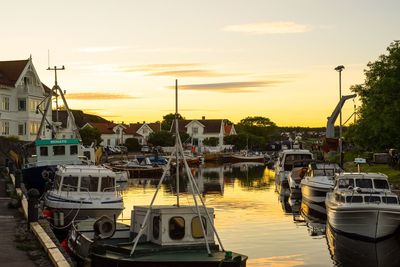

left=0, top=177, right=36, bottom=267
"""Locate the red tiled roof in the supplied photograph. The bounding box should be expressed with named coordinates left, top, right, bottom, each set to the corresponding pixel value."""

left=124, top=123, right=142, bottom=134
left=87, top=122, right=117, bottom=134
left=0, top=59, right=29, bottom=87
left=147, top=123, right=161, bottom=132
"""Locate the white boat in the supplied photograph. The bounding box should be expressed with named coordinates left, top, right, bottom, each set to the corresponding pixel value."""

left=326, top=172, right=400, bottom=240
left=287, top=159, right=315, bottom=198
left=44, top=165, right=124, bottom=227
left=300, top=162, right=342, bottom=217
left=274, top=149, right=313, bottom=193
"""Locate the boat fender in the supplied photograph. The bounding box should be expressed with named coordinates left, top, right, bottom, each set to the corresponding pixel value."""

left=59, top=211, right=65, bottom=227
left=93, top=215, right=116, bottom=239
left=53, top=211, right=59, bottom=226
left=42, top=170, right=50, bottom=180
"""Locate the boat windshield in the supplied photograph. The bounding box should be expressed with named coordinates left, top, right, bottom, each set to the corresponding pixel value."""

left=338, top=179, right=354, bottom=189
left=374, top=179, right=389, bottom=189
left=80, top=176, right=99, bottom=192
left=101, top=176, right=115, bottom=192
left=62, top=176, right=78, bottom=191
left=355, top=179, right=373, bottom=189
left=284, top=154, right=312, bottom=171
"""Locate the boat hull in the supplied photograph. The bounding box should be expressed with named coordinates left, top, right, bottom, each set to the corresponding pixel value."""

left=301, top=182, right=331, bottom=207
left=230, top=155, right=264, bottom=163
left=45, top=194, right=123, bottom=226
left=326, top=205, right=400, bottom=240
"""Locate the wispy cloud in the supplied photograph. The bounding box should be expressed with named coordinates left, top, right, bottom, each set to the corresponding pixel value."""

left=120, top=63, right=201, bottom=72
left=66, top=92, right=138, bottom=100
left=167, top=80, right=287, bottom=93
left=120, top=64, right=239, bottom=77
left=77, top=46, right=130, bottom=53
left=223, top=21, right=312, bottom=35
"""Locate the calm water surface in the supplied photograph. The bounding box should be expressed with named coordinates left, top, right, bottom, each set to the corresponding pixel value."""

left=117, top=163, right=400, bottom=267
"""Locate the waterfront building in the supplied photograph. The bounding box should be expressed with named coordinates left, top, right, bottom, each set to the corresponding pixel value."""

left=0, top=57, right=52, bottom=141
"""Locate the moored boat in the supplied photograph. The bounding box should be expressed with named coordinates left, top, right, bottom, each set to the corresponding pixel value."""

left=44, top=164, right=124, bottom=227
left=326, top=172, right=400, bottom=240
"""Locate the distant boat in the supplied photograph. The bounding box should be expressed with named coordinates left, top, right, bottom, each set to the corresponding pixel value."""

left=106, top=159, right=164, bottom=179
left=230, top=152, right=265, bottom=163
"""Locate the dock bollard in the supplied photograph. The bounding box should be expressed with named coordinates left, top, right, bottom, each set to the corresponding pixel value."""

left=27, top=188, right=40, bottom=229
left=14, top=169, right=22, bottom=188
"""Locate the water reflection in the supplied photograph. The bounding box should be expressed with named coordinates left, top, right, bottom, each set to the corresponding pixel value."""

left=118, top=163, right=400, bottom=266
left=327, top=224, right=400, bottom=267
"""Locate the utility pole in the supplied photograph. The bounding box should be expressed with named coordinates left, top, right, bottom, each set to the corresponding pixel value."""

left=334, top=65, right=345, bottom=167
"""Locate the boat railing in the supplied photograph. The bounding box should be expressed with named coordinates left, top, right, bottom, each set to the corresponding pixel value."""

left=61, top=184, right=94, bottom=202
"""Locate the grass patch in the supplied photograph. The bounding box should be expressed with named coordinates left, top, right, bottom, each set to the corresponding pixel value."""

left=344, top=162, right=400, bottom=184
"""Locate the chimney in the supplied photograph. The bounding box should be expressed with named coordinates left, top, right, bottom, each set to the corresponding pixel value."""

left=202, top=116, right=205, bottom=120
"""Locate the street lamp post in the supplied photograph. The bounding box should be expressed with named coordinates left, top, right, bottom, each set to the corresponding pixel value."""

left=334, top=65, right=345, bottom=167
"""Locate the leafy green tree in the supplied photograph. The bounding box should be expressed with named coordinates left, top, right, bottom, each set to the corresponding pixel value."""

left=203, top=137, right=219, bottom=146
left=236, top=116, right=278, bottom=142
left=79, top=127, right=102, bottom=146
left=148, top=131, right=175, bottom=146
left=161, top=113, right=184, bottom=131
left=125, top=138, right=141, bottom=152
left=224, top=133, right=265, bottom=151
left=346, top=41, right=400, bottom=150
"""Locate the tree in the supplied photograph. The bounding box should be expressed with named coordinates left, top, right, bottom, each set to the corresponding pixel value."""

left=148, top=131, right=175, bottom=147
left=161, top=113, right=184, bottom=131
left=203, top=137, right=219, bottom=146
left=345, top=41, right=400, bottom=150
left=79, top=127, right=102, bottom=146
left=224, top=133, right=266, bottom=151
left=236, top=116, right=278, bottom=141
left=125, top=138, right=141, bottom=152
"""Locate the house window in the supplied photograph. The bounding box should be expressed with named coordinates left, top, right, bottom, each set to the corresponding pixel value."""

left=30, top=122, right=40, bottom=135
left=2, top=97, right=9, bottom=111
left=29, top=99, right=40, bottom=112
left=191, top=216, right=207, bottom=239
left=18, top=98, right=26, bottom=111
left=142, top=128, right=148, bottom=135
left=107, top=139, right=111, bottom=146
left=1, top=121, right=9, bottom=135
left=192, top=127, right=198, bottom=134
left=18, top=124, right=24, bottom=135
left=169, top=217, right=185, bottom=240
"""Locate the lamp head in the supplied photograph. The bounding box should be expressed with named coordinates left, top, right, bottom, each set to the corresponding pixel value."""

left=334, top=65, right=345, bottom=72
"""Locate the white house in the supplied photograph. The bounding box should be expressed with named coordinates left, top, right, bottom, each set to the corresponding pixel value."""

left=0, top=57, right=52, bottom=141
left=171, top=118, right=236, bottom=148
left=123, top=122, right=161, bottom=145
left=82, top=122, right=126, bottom=147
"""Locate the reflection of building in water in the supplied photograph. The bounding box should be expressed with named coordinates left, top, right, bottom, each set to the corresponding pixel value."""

left=190, top=165, right=224, bottom=195
left=226, top=162, right=271, bottom=189
left=326, top=224, right=400, bottom=267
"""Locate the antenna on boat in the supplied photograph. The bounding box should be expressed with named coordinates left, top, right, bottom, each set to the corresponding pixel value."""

left=129, top=80, right=226, bottom=257
left=175, top=79, right=180, bottom=207
left=36, top=64, right=81, bottom=140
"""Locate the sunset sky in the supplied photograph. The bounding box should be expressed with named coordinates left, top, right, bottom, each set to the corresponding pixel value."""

left=2, top=0, right=399, bottom=126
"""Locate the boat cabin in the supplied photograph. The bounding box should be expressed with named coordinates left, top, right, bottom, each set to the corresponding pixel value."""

left=131, top=206, right=215, bottom=246
left=307, top=163, right=342, bottom=177
left=27, top=138, right=95, bottom=168
left=53, top=165, right=118, bottom=193
left=277, top=149, right=314, bottom=172
left=332, top=173, right=399, bottom=204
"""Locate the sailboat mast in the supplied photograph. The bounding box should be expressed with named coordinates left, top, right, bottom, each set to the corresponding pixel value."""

left=175, top=79, right=180, bottom=207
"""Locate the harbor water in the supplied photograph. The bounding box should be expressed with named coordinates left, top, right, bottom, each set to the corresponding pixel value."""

left=117, top=163, right=400, bottom=267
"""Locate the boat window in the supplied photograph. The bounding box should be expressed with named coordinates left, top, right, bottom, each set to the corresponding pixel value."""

left=169, top=217, right=185, bottom=240
left=346, top=196, right=363, bottom=203
left=338, top=179, right=354, bottom=189
left=70, top=145, right=78, bottom=155
left=355, top=179, right=373, bottom=188
left=40, top=147, right=48, bottom=156
left=80, top=176, right=99, bottom=192
left=382, top=197, right=398, bottom=204
left=61, top=176, right=78, bottom=191
left=335, top=193, right=345, bottom=203
left=374, top=179, right=389, bottom=189
left=364, top=196, right=381, bottom=203
left=191, top=216, right=207, bottom=238
left=153, top=216, right=160, bottom=239
left=53, top=145, right=65, bottom=156
left=101, top=176, right=115, bottom=192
